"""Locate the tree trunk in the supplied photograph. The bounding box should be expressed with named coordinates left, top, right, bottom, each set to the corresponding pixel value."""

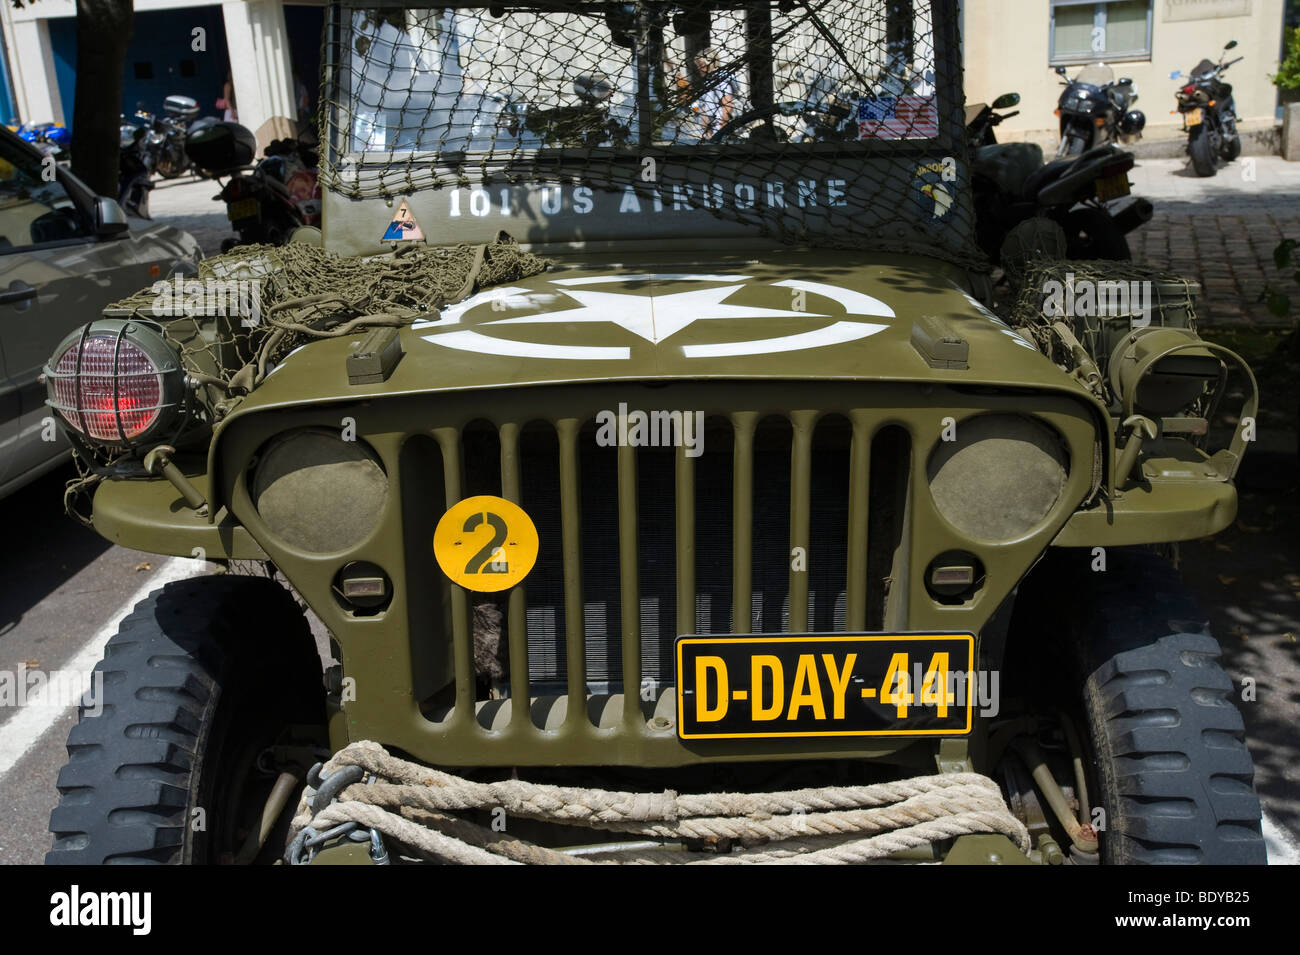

left=71, top=0, right=134, bottom=198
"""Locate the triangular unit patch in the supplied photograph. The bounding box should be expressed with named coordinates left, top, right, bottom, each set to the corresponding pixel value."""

left=382, top=199, right=426, bottom=242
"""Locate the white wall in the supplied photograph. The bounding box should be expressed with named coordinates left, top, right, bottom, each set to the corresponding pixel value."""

left=963, top=0, right=1285, bottom=140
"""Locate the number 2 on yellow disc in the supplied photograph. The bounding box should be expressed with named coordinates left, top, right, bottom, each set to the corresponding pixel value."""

left=433, top=495, right=539, bottom=592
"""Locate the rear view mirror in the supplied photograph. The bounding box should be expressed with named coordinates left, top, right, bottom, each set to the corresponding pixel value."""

left=94, top=196, right=129, bottom=236
left=1225, top=40, right=1238, bottom=50
left=1118, top=77, right=1133, bottom=86
left=1055, top=66, right=1069, bottom=77
left=992, top=92, right=1021, bottom=109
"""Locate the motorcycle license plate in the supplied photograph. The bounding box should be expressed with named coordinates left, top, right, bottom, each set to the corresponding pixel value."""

left=1094, top=172, right=1130, bottom=202
left=675, top=633, right=974, bottom=740
left=227, top=198, right=259, bottom=222
left=1185, top=108, right=1203, bottom=126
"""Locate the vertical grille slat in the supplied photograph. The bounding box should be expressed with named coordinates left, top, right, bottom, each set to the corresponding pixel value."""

left=435, top=425, right=475, bottom=725
left=617, top=442, right=641, bottom=728
left=730, top=412, right=757, bottom=634
left=556, top=418, right=587, bottom=726
left=675, top=444, right=696, bottom=644
left=498, top=421, right=530, bottom=728
left=788, top=411, right=815, bottom=633
left=424, top=399, right=916, bottom=723
left=845, top=412, right=872, bottom=631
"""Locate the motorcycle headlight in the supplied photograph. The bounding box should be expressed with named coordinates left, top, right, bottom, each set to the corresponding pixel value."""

left=45, top=319, right=187, bottom=447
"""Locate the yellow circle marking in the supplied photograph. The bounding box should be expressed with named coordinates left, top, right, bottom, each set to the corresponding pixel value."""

left=433, top=495, right=538, bottom=593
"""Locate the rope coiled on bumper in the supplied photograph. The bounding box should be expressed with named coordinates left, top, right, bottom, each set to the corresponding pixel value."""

left=287, top=741, right=1029, bottom=865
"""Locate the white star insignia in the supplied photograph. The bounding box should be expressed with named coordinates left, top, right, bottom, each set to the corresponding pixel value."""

left=484, top=284, right=830, bottom=344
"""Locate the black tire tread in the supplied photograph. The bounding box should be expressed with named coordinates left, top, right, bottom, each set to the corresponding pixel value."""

left=1030, top=547, right=1265, bottom=865
left=46, top=575, right=319, bottom=865
left=1189, top=126, right=1218, bottom=177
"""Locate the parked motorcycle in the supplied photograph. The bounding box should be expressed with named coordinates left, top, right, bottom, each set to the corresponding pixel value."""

left=968, top=92, right=1152, bottom=273
left=118, top=116, right=154, bottom=219
left=15, top=121, right=71, bottom=161
left=185, top=122, right=321, bottom=250
left=1172, top=40, right=1243, bottom=178
left=154, top=95, right=201, bottom=179
left=1053, top=63, right=1145, bottom=157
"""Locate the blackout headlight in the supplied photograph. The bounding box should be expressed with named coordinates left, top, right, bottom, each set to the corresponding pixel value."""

left=251, top=428, right=388, bottom=553
left=927, top=414, right=1069, bottom=542
left=45, top=319, right=186, bottom=447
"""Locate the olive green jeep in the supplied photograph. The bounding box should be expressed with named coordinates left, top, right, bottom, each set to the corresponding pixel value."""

left=43, top=1, right=1264, bottom=864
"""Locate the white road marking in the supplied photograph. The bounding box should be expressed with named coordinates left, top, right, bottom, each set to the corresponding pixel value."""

left=1264, top=811, right=1300, bottom=865
left=0, top=557, right=200, bottom=782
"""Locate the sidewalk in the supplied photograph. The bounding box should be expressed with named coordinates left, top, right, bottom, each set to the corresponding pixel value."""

left=1127, top=156, right=1300, bottom=326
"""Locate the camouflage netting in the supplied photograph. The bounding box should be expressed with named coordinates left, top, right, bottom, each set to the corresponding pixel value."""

left=1007, top=259, right=1201, bottom=406
left=320, top=1, right=982, bottom=266
left=107, top=234, right=550, bottom=393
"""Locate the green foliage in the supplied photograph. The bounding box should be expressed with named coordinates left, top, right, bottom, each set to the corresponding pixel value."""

left=1274, top=27, right=1300, bottom=91
left=1259, top=239, right=1300, bottom=317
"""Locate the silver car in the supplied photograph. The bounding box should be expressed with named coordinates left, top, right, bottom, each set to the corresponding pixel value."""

left=0, top=127, right=201, bottom=498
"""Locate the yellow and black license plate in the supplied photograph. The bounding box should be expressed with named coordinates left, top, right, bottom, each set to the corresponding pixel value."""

left=675, top=633, right=975, bottom=740
left=227, top=198, right=259, bottom=221
left=1185, top=108, right=1203, bottom=126
left=1093, top=172, right=1131, bottom=202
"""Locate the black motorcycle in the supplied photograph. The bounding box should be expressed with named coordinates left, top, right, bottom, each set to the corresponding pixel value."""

left=968, top=92, right=1152, bottom=273
left=1053, top=64, right=1145, bottom=157
left=1174, top=40, right=1244, bottom=178
left=154, top=95, right=201, bottom=179
left=185, top=122, right=321, bottom=250
left=117, top=115, right=154, bottom=219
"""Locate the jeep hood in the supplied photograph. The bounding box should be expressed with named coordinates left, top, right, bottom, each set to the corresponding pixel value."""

left=243, top=250, right=1089, bottom=408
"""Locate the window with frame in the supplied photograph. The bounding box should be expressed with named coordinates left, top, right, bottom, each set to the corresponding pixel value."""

left=1050, top=0, right=1152, bottom=65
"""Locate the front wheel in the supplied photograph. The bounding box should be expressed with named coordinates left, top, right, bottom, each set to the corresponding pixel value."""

left=1189, top=125, right=1218, bottom=177
left=46, top=575, right=326, bottom=864
left=156, top=149, right=190, bottom=179
left=1057, top=127, right=1088, bottom=157
left=1063, top=207, right=1130, bottom=260
left=1222, top=133, right=1242, bottom=162
left=1071, top=549, right=1266, bottom=864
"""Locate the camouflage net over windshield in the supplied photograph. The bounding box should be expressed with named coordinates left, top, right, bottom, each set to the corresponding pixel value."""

left=106, top=235, right=550, bottom=393
left=321, top=1, right=982, bottom=266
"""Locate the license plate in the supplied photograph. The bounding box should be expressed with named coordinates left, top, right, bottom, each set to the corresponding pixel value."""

left=1185, top=108, right=1203, bottom=126
left=675, top=633, right=975, bottom=740
left=1094, top=172, right=1130, bottom=202
left=227, top=198, right=259, bottom=221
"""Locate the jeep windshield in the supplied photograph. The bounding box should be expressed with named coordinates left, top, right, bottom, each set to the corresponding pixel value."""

left=321, top=1, right=978, bottom=265
left=333, top=1, right=943, bottom=155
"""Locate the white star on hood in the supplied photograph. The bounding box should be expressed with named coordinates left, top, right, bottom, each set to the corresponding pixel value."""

left=483, top=284, right=830, bottom=344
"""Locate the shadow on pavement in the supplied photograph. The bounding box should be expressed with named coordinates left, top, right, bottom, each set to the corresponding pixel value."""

left=0, top=466, right=112, bottom=639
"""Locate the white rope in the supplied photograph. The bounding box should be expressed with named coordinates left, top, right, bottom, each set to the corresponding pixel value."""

left=287, top=740, right=1030, bottom=865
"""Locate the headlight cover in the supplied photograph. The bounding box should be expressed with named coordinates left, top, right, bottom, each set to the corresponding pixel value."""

left=251, top=428, right=389, bottom=553
left=927, top=413, right=1069, bottom=542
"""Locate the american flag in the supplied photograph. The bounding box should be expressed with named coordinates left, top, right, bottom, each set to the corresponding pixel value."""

left=857, top=96, right=940, bottom=140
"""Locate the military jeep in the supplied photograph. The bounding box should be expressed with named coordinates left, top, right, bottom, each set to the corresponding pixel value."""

left=44, top=0, right=1265, bottom=865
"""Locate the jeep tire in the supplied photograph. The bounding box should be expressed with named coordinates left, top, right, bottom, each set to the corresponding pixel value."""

left=1015, top=547, right=1266, bottom=864
left=46, top=575, right=324, bottom=864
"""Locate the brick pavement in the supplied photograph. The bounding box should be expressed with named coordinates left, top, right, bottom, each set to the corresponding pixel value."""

left=1126, top=157, right=1300, bottom=327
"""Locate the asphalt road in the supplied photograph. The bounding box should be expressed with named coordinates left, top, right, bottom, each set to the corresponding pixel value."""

left=0, top=161, right=1297, bottom=866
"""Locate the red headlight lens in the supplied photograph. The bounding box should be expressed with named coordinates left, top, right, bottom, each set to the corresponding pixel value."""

left=52, top=334, right=163, bottom=441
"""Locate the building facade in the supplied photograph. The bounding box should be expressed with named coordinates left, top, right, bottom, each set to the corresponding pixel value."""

left=962, top=0, right=1286, bottom=143
left=0, top=0, right=323, bottom=140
